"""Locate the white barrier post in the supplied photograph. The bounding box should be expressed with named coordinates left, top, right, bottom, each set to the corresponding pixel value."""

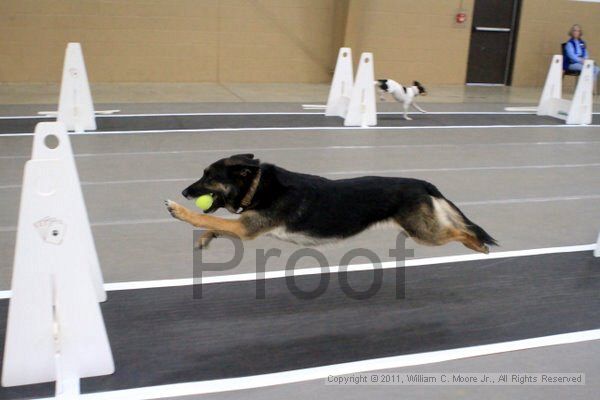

left=537, top=55, right=563, bottom=116
left=567, top=60, right=594, bottom=125
left=594, top=230, right=600, bottom=258
left=325, top=47, right=354, bottom=118
left=537, top=55, right=593, bottom=125
left=57, top=43, right=96, bottom=133
left=344, top=53, right=377, bottom=127
left=1, top=122, right=113, bottom=394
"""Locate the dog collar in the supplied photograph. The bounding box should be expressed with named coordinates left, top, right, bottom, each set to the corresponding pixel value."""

left=238, top=169, right=262, bottom=213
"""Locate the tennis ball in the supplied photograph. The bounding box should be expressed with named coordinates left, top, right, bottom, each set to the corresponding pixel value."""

left=195, top=194, right=214, bottom=211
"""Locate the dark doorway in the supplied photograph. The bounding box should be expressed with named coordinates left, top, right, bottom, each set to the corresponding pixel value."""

left=466, top=0, right=521, bottom=85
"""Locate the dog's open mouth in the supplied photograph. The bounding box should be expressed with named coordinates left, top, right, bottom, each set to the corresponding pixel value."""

left=202, top=194, right=222, bottom=214
left=183, top=192, right=223, bottom=213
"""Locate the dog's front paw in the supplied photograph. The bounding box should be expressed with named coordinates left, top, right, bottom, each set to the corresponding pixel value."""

left=404, top=116, right=413, bottom=121
left=165, top=199, right=187, bottom=222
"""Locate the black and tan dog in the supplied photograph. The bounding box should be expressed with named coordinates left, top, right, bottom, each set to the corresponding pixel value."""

left=165, top=154, right=497, bottom=253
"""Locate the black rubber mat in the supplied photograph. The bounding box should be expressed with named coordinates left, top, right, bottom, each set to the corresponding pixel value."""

left=0, top=251, right=598, bottom=398
left=0, top=113, right=588, bottom=135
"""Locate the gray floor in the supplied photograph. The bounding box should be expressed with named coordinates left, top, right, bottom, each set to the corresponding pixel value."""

left=3, top=112, right=591, bottom=135
left=1, top=122, right=599, bottom=287
left=0, top=105, right=598, bottom=399
left=0, top=100, right=550, bottom=116
left=176, top=341, right=599, bottom=400
left=3, top=251, right=597, bottom=398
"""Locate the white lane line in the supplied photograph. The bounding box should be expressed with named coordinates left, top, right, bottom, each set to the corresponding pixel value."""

left=325, top=163, right=600, bottom=176
left=2, top=163, right=600, bottom=190
left=0, top=218, right=176, bottom=232
left=38, top=329, right=600, bottom=400
left=1, top=124, right=598, bottom=137
left=460, top=194, right=600, bottom=205
left=0, top=244, right=594, bottom=298
left=2, top=110, right=589, bottom=120
left=2, top=140, right=599, bottom=160
left=0, top=194, right=598, bottom=232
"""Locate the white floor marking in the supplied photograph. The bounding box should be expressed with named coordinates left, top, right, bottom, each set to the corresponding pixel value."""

left=34, top=328, right=600, bottom=400
left=2, top=163, right=599, bottom=190
left=459, top=194, right=600, bottom=205
left=1, top=123, right=599, bottom=137
left=325, top=163, right=600, bottom=176
left=5, top=110, right=600, bottom=120
left=2, top=140, right=600, bottom=160
left=505, top=106, right=538, bottom=112
left=0, top=244, right=594, bottom=299
left=0, top=193, right=598, bottom=232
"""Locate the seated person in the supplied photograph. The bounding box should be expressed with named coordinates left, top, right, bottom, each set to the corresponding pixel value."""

left=563, top=24, right=599, bottom=78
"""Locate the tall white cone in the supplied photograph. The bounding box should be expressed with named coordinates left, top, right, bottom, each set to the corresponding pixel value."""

left=325, top=47, right=354, bottom=118
left=344, top=53, right=377, bottom=127
left=57, top=43, right=96, bottom=133
left=2, top=122, right=113, bottom=391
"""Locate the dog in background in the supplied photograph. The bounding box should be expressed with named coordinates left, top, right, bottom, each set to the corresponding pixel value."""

left=166, top=154, right=497, bottom=253
left=376, top=79, right=427, bottom=120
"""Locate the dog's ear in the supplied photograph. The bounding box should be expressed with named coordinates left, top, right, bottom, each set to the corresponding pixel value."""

left=377, top=79, right=389, bottom=91
left=231, top=153, right=255, bottom=160
left=227, top=155, right=260, bottom=177
left=232, top=163, right=259, bottom=178
left=413, top=81, right=426, bottom=94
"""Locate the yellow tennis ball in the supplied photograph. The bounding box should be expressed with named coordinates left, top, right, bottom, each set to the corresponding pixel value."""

left=195, top=194, right=213, bottom=211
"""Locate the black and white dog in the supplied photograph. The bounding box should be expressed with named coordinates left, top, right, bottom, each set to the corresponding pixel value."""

left=376, top=79, right=427, bottom=120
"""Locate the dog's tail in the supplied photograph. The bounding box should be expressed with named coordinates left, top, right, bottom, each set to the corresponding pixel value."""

left=425, top=183, right=498, bottom=247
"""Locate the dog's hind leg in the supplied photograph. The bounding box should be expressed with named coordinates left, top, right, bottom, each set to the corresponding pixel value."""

left=457, top=231, right=490, bottom=254
left=412, top=101, right=427, bottom=113
left=394, top=199, right=490, bottom=254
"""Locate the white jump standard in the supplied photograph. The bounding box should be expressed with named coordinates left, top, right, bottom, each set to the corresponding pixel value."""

left=344, top=52, right=377, bottom=127
left=325, top=47, right=353, bottom=118
left=39, top=43, right=119, bottom=133
left=305, top=47, right=377, bottom=127
left=1, top=122, right=114, bottom=397
left=507, top=55, right=594, bottom=125
left=57, top=43, right=97, bottom=133
left=537, top=55, right=594, bottom=125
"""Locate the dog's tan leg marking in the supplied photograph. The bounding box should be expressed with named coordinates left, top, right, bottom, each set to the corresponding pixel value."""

left=457, top=232, right=489, bottom=254
left=395, top=209, right=489, bottom=254
left=165, top=200, right=272, bottom=242
left=165, top=200, right=249, bottom=237
left=195, top=230, right=218, bottom=250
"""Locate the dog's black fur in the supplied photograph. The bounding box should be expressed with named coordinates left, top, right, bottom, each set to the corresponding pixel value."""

left=167, top=154, right=497, bottom=253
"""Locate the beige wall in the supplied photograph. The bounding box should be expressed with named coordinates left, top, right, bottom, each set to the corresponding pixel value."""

left=513, top=0, right=600, bottom=86
left=343, top=0, right=475, bottom=85
left=0, top=0, right=340, bottom=83
left=0, top=0, right=477, bottom=84
left=4, top=0, right=599, bottom=86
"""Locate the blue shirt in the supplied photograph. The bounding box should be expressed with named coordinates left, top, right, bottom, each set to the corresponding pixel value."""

left=564, top=39, right=588, bottom=68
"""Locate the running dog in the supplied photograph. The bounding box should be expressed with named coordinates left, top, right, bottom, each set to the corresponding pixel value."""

left=376, top=79, right=427, bottom=120
left=165, top=154, right=497, bottom=253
